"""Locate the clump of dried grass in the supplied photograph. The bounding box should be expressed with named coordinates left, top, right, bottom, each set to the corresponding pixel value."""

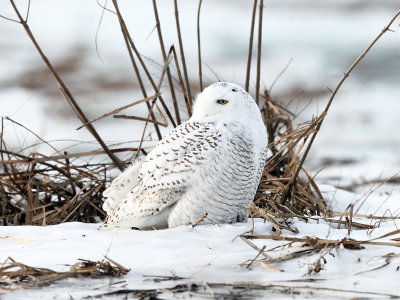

left=251, top=91, right=327, bottom=230
left=251, top=9, right=400, bottom=228
left=0, top=256, right=129, bottom=290
left=0, top=134, right=111, bottom=225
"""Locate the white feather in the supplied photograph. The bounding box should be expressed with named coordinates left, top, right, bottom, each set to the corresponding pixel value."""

left=102, top=157, right=144, bottom=214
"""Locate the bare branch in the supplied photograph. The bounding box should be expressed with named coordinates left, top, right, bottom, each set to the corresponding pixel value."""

left=95, top=0, right=108, bottom=64
left=255, top=0, right=264, bottom=105
left=152, top=0, right=181, bottom=125
left=25, top=0, right=31, bottom=22
left=197, top=0, right=203, bottom=91
left=269, top=58, right=293, bottom=92
left=174, top=0, right=193, bottom=105
left=245, top=0, right=258, bottom=92
left=171, top=46, right=192, bottom=116
left=113, top=115, right=168, bottom=127
left=109, top=0, right=162, bottom=140
left=282, top=10, right=400, bottom=204
left=0, top=14, right=20, bottom=23
left=0, top=148, right=137, bottom=165
left=111, top=0, right=177, bottom=128
left=9, top=0, right=125, bottom=171
left=76, top=93, right=160, bottom=130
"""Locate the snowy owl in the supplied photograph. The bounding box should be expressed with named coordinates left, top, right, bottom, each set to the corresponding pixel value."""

left=101, top=82, right=269, bottom=230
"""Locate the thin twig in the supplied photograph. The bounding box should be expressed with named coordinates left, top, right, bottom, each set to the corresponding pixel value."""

left=4, top=117, right=59, bottom=153
left=112, top=0, right=177, bottom=128
left=191, top=212, right=208, bottom=227
left=96, top=0, right=116, bottom=15
left=76, top=94, right=160, bottom=130
left=245, top=0, right=258, bottom=92
left=174, top=0, right=193, bottom=105
left=0, top=148, right=137, bottom=166
left=134, top=100, right=157, bottom=160
left=25, top=0, right=31, bottom=22
left=245, top=245, right=266, bottom=269
left=0, top=14, right=20, bottom=23
left=0, top=150, right=72, bottom=179
left=130, top=43, right=174, bottom=159
left=244, top=234, right=400, bottom=248
left=240, top=236, right=272, bottom=259
left=9, top=0, right=125, bottom=171
left=269, top=58, right=293, bottom=92
left=95, top=0, right=108, bottom=64
left=282, top=10, right=400, bottom=204
left=197, top=0, right=203, bottom=91
left=152, top=0, right=181, bottom=125
left=254, top=0, right=264, bottom=105
left=171, top=45, right=192, bottom=116
left=113, top=115, right=167, bottom=127
left=111, top=0, right=162, bottom=140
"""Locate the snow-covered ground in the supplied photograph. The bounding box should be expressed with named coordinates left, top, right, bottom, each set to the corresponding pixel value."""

left=1, top=0, right=400, bottom=298
left=1, top=187, right=400, bottom=299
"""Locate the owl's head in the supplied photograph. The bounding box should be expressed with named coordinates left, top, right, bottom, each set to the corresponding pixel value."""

left=190, top=82, right=263, bottom=123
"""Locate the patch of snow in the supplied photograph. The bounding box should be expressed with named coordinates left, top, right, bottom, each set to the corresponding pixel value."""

left=1, top=186, right=400, bottom=299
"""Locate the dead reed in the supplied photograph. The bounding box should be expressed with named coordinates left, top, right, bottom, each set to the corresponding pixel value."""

left=0, top=125, right=109, bottom=226
left=0, top=256, right=129, bottom=290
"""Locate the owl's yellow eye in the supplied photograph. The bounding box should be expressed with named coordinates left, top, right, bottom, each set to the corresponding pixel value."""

left=217, top=99, right=229, bottom=105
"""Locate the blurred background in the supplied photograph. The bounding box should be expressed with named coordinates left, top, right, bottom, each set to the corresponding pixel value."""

left=0, top=0, right=399, bottom=188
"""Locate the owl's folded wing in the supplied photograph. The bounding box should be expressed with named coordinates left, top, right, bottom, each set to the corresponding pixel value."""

left=102, top=157, right=144, bottom=214
left=104, top=122, right=222, bottom=223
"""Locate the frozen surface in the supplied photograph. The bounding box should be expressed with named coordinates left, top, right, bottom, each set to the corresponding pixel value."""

left=1, top=187, right=400, bottom=299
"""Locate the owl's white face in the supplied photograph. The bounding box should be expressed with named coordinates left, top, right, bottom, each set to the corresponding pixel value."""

left=190, top=82, right=263, bottom=123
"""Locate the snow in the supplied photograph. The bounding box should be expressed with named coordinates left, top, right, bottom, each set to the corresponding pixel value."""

left=1, top=187, right=400, bottom=299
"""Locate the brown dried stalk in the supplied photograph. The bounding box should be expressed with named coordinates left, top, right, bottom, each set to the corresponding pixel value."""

left=174, top=0, right=193, bottom=105
left=253, top=94, right=327, bottom=229
left=245, top=0, right=258, bottom=92
left=283, top=9, right=400, bottom=204
left=0, top=256, right=129, bottom=290
left=254, top=0, right=264, bottom=105
left=8, top=0, right=124, bottom=171
left=76, top=94, right=160, bottom=130
left=152, top=0, right=181, bottom=125
left=171, top=45, right=192, bottom=116
left=111, top=0, right=177, bottom=128
left=197, top=0, right=203, bottom=91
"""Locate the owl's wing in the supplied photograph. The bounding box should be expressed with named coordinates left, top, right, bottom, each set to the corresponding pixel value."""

left=107, top=122, right=221, bottom=221
left=102, top=157, right=145, bottom=214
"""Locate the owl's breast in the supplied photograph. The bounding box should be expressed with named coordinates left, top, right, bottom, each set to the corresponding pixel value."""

left=167, top=126, right=264, bottom=227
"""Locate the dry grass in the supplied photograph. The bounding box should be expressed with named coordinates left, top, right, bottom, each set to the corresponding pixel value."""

left=0, top=143, right=107, bottom=226
left=0, top=1, right=330, bottom=228
left=252, top=91, right=327, bottom=230
left=0, top=256, right=129, bottom=290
